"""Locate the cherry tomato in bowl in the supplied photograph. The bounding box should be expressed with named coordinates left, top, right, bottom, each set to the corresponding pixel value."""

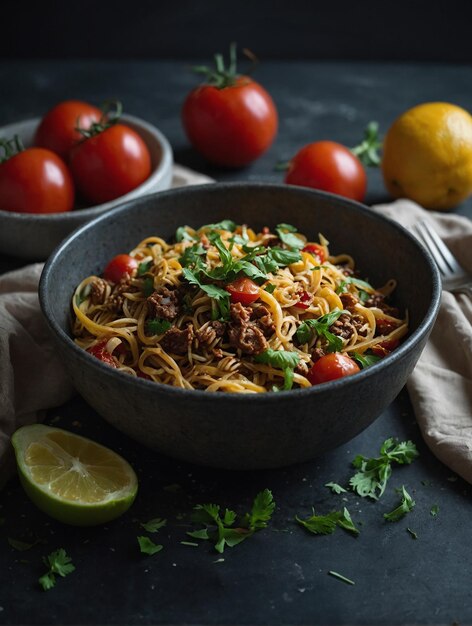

left=307, top=352, right=360, bottom=385
left=226, top=276, right=260, bottom=305
left=182, top=45, right=278, bottom=167
left=103, top=254, right=138, bottom=283
left=70, top=123, right=152, bottom=204
left=34, top=100, right=102, bottom=161
left=285, top=141, right=367, bottom=202
left=0, top=139, right=74, bottom=214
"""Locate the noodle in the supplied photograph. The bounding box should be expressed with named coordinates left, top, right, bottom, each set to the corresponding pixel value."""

left=71, top=221, right=408, bottom=393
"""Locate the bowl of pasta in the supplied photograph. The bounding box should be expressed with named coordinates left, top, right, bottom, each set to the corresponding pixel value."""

left=39, top=183, right=441, bottom=469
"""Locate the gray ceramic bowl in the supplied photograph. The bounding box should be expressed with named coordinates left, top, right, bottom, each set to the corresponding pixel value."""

left=0, top=115, right=173, bottom=260
left=39, top=183, right=441, bottom=470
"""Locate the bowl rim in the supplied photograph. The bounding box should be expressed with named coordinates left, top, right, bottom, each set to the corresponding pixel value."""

left=0, top=114, right=173, bottom=221
left=39, top=181, right=442, bottom=403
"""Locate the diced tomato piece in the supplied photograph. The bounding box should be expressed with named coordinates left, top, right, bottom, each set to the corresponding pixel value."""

left=86, top=340, right=118, bottom=368
left=303, top=243, right=326, bottom=263
left=371, top=339, right=400, bottom=357
left=295, top=290, right=312, bottom=309
left=226, top=276, right=260, bottom=305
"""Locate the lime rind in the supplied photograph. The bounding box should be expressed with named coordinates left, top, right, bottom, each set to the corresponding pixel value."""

left=11, top=424, right=138, bottom=527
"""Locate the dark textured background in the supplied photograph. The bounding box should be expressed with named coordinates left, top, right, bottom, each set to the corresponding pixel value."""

left=3, top=0, right=472, bottom=62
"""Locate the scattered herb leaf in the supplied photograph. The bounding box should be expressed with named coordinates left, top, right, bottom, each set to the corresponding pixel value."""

left=146, top=318, right=172, bottom=335
left=328, top=570, right=355, bottom=585
left=407, top=527, right=418, bottom=539
left=296, top=507, right=359, bottom=536
left=325, top=482, right=348, bottom=494
left=137, top=536, right=163, bottom=556
left=8, top=537, right=39, bottom=552
left=140, top=518, right=167, bottom=533
left=384, top=486, right=415, bottom=522
left=350, top=121, right=382, bottom=167
left=430, top=504, right=439, bottom=517
left=352, top=352, right=381, bottom=369
left=38, top=549, right=75, bottom=591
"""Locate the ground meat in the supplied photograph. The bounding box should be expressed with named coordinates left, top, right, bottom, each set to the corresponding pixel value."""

left=108, top=278, right=134, bottom=312
left=228, top=324, right=268, bottom=355
left=340, top=292, right=359, bottom=311
left=351, top=314, right=369, bottom=337
left=160, top=324, right=194, bottom=355
left=311, top=347, right=326, bottom=362
left=251, top=305, right=275, bottom=337
left=196, top=320, right=226, bottom=346
left=262, top=234, right=280, bottom=248
left=365, top=292, right=400, bottom=318
left=230, top=302, right=251, bottom=324
left=330, top=313, right=356, bottom=340
left=147, top=287, right=180, bottom=321
left=90, top=278, right=108, bottom=305
left=295, top=360, right=310, bottom=376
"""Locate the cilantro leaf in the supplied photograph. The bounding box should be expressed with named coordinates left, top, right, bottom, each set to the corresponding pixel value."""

left=146, top=318, right=172, bottom=335
left=137, top=536, right=164, bottom=555
left=296, top=507, right=359, bottom=536
left=181, top=268, right=230, bottom=319
left=352, top=352, right=381, bottom=369
left=39, top=549, right=75, bottom=591
left=430, top=504, right=439, bottom=517
left=384, top=486, right=415, bottom=522
left=325, top=482, right=347, bottom=494
left=201, top=219, right=237, bottom=232
left=137, top=260, right=152, bottom=276
left=142, top=277, right=155, bottom=297
left=254, top=349, right=300, bottom=390
left=140, top=518, right=167, bottom=533
left=349, top=438, right=419, bottom=500
left=269, top=247, right=301, bottom=266
left=276, top=224, right=304, bottom=250
left=190, top=490, right=275, bottom=553
left=8, top=537, right=39, bottom=551
left=296, top=309, right=347, bottom=350
left=179, top=242, right=207, bottom=269
left=176, top=226, right=196, bottom=242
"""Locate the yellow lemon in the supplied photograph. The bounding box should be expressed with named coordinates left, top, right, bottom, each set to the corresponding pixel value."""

left=11, top=424, right=138, bottom=526
left=381, top=102, right=472, bottom=210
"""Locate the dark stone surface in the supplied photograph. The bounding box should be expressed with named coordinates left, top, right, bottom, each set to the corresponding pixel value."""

left=1, top=60, right=472, bottom=625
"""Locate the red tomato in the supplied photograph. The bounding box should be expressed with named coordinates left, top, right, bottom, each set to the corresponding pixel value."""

left=295, top=290, right=312, bottom=310
left=371, top=339, right=400, bottom=357
left=182, top=76, right=278, bottom=167
left=307, top=352, right=360, bottom=385
left=285, top=141, right=367, bottom=202
left=103, top=254, right=138, bottom=283
left=226, top=277, right=260, bottom=305
left=34, top=100, right=102, bottom=161
left=303, top=243, right=326, bottom=264
left=69, top=124, right=151, bottom=204
left=87, top=340, right=118, bottom=368
left=0, top=147, right=74, bottom=214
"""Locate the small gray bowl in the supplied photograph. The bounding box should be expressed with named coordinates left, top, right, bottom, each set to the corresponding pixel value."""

left=0, top=115, right=173, bottom=260
left=39, top=183, right=441, bottom=470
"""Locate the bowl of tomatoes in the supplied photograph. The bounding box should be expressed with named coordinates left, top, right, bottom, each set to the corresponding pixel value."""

left=0, top=101, right=173, bottom=260
left=39, top=182, right=441, bottom=469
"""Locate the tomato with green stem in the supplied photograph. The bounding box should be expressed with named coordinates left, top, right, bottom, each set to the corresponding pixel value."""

left=182, top=44, right=278, bottom=168
left=0, top=136, right=74, bottom=214
left=69, top=102, right=151, bottom=204
left=34, top=100, right=102, bottom=161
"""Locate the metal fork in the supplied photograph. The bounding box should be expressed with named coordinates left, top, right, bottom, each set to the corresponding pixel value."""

left=415, top=219, right=472, bottom=296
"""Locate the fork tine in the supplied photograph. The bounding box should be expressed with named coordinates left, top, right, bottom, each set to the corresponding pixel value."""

left=415, top=221, right=451, bottom=276
left=417, top=220, right=464, bottom=274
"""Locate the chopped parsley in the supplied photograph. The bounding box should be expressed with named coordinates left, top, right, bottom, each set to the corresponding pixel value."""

left=140, top=518, right=167, bottom=533
left=146, top=318, right=172, bottom=335
left=325, top=482, right=348, bottom=494
left=254, top=349, right=300, bottom=390
left=137, top=536, right=163, bottom=555
left=296, top=308, right=347, bottom=351
left=383, top=486, right=415, bottom=522
left=38, top=549, right=75, bottom=591
left=352, top=352, right=381, bottom=369
left=430, top=504, right=439, bottom=517
left=296, top=507, right=359, bottom=536
left=349, top=438, right=419, bottom=500
left=188, top=489, right=275, bottom=554
left=182, top=268, right=230, bottom=320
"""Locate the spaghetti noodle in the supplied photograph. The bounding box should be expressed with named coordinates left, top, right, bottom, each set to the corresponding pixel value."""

left=71, top=221, right=408, bottom=393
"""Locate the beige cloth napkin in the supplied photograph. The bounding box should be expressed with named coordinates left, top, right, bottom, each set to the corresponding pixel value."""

left=1, top=173, right=471, bottom=486
left=371, top=200, right=472, bottom=483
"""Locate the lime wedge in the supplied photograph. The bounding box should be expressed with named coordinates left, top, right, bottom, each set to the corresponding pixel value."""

left=11, top=424, right=138, bottom=526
